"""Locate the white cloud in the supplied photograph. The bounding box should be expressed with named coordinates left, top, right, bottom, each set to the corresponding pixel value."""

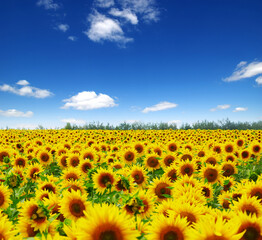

left=142, top=101, right=178, bottom=113
left=16, top=80, right=29, bottom=86
left=210, top=104, right=231, bottom=112
left=57, top=24, right=69, bottom=32
left=84, top=11, right=133, bottom=45
left=233, top=107, right=248, bottom=112
left=109, top=8, right=138, bottom=25
left=68, top=36, right=77, bottom=41
left=37, top=0, right=60, bottom=10
left=61, top=91, right=118, bottom=110
left=61, top=118, right=86, bottom=125
left=120, top=0, right=159, bottom=22
left=95, top=0, right=115, bottom=8
left=0, top=109, right=33, bottom=118
left=255, top=76, right=262, bottom=85
left=0, top=81, right=53, bottom=98
left=224, top=61, right=262, bottom=82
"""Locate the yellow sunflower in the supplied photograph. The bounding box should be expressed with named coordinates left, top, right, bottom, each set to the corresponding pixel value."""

left=146, top=214, right=190, bottom=240
left=0, top=214, right=17, bottom=239
left=0, top=183, right=12, bottom=209
left=37, top=148, right=53, bottom=165
left=77, top=203, right=139, bottom=240
left=201, top=164, right=221, bottom=184
left=130, top=165, right=148, bottom=188
left=92, top=168, right=116, bottom=194
left=145, top=154, right=161, bottom=170
left=60, top=190, right=89, bottom=222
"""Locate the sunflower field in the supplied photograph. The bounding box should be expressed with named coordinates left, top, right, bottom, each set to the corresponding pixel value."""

left=0, top=129, right=262, bottom=240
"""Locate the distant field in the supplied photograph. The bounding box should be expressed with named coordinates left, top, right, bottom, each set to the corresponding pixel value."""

left=0, top=129, right=262, bottom=239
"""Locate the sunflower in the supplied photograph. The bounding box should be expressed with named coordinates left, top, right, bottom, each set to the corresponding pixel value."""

left=39, top=180, right=58, bottom=194
left=163, top=165, right=178, bottom=182
left=145, top=154, right=161, bottom=170
left=223, top=142, right=235, bottom=154
left=81, top=149, right=97, bottom=162
left=43, top=193, right=65, bottom=222
left=0, top=214, right=17, bottom=239
left=63, top=221, right=79, bottom=240
left=26, top=163, right=43, bottom=182
left=201, top=164, right=221, bottom=183
left=188, top=215, right=243, bottom=240
left=172, top=200, right=205, bottom=226
left=62, top=167, right=81, bottom=182
left=78, top=159, right=93, bottom=175
left=58, top=154, right=68, bottom=168
left=180, top=150, right=193, bottom=161
left=37, top=148, right=53, bottom=165
left=130, top=166, right=148, bottom=188
left=148, top=177, right=174, bottom=202
left=240, top=149, right=251, bottom=161
left=133, top=142, right=145, bottom=155
left=166, top=142, right=179, bottom=152
left=13, top=155, right=27, bottom=168
left=93, top=168, right=116, bottom=194
left=19, top=199, right=50, bottom=232
left=0, top=183, right=12, bottom=210
left=204, top=154, right=219, bottom=166
left=222, top=162, right=237, bottom=177
left=222, top=176, right=235, bottom=192
left=245, top=180, right=262, bottom=203
left=68, top=154, right=81, bottom=168
left=155, top=199, right=176, bottom=217
left=123, top=191, right=154, bottom=218
left=218, top=192, right=232, bottom=210
left=60, top=190, right=89, bottom=222
left=235, top=138, right=245, bottom=148
left=121, top=148, right=137, bottom=165
left=0, top=147, right=13, bottom=163
left=200, top=183, right=213, bottom=199
left=177, top=159, right=196, bottom=177
left=35, top=189, right=51, bottom=201
left=77, top=203, right=139, bottom=240
left=110, top=160, right=124, bottom=170
left=233, top=212, right=262, bottom=240
left=161, top=153, right=176, bottom=168
left=146, top=214, right=190, bottom=240
left=232, top=195, right=262, bottom=217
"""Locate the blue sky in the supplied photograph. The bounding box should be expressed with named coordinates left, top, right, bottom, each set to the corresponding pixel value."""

left=0, top=0, right=262, bottom=129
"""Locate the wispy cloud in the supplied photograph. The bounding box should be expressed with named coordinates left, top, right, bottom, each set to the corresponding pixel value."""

left=109, top=8, right=138, bottom=25
left=61, top=118, right=86, bottom=125
left=36, top=0, right=60, bottom=10
left=142, top=101, right=178, bottom=113
left=57, top=24, right=69, bottom=32
left=120, top=0, right=159, bottom=22
left=84, top=11, right=133, bottom=45
left=224, top=61, right=262, bottom=82
left=0, top=80, right=53, bottom=98
left=61, top=91, right=118, bottom=110
left=95, top=0, right=115, bottom=8
left=68, top=36, right=77, bottom=41
left=210, top=104, right=231, bottom=112
left=255, top=76, right=262, bottom=85
left=233, top=107, right=248, bottom=112
left=168, top=120, right=181, bottom=125
left=0, top=109, right=33, bottom=118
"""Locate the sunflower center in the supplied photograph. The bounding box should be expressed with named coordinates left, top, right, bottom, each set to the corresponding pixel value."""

left=243, top=226, right=259, bottom=240
left=40, top=153, right=49, bottom=162
left=135, top=145, right=143, bottom=153
left=251, top=189, right=262, bottom=200
left=155, top=183, right=171, bottom=199
left=225, top=145, right=233, bottom=152
left=202, top=187, right=210, bottom=197
left=43, top=184, right=56, bottom=193
left=198, top=151, right=205, bottom=157
left=82, top=163, right=91, bottom=173
left=242, top=151, right=249, bottom=159
left=132, top=171, right=144, bottom=184
left=222, top=164, right=234, bottom=177
left=168, top=144, right=177, bottom=152
left=168, top=170, right=177, bottom=181
left=30, top=168, right=39, bottom=179
left=237, top=140, right=244, bottom=147
left=66, top=173, right=78, bottom=181
left=31, top=207, right=46, bottom=224
left=84, top=153, right=94, bottom=160
left=163, top=231, right=178, bottom=240
left=26, top=224, right=39, bottom=237
left=204, top=169, right=218, bottom=183
left=164, top=156, right=174, bottom=167
left=181, top=154, right=192, bottom=161
left=71, top=157, right=80, bottom=167
left=99, top=230, right=117, bottom=240
left=147, top=157, right=159, bottom=168
left=17, top=158, right=25, bottom=166
left=124, top=151, right=135, bottom=161
left=0, top=151, right=9, bottom=162
left=69, top=200, right=85, bottom=218
left=99, top=174, right=114, bottom=188
left=61, top=156, right=67, bottom=167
